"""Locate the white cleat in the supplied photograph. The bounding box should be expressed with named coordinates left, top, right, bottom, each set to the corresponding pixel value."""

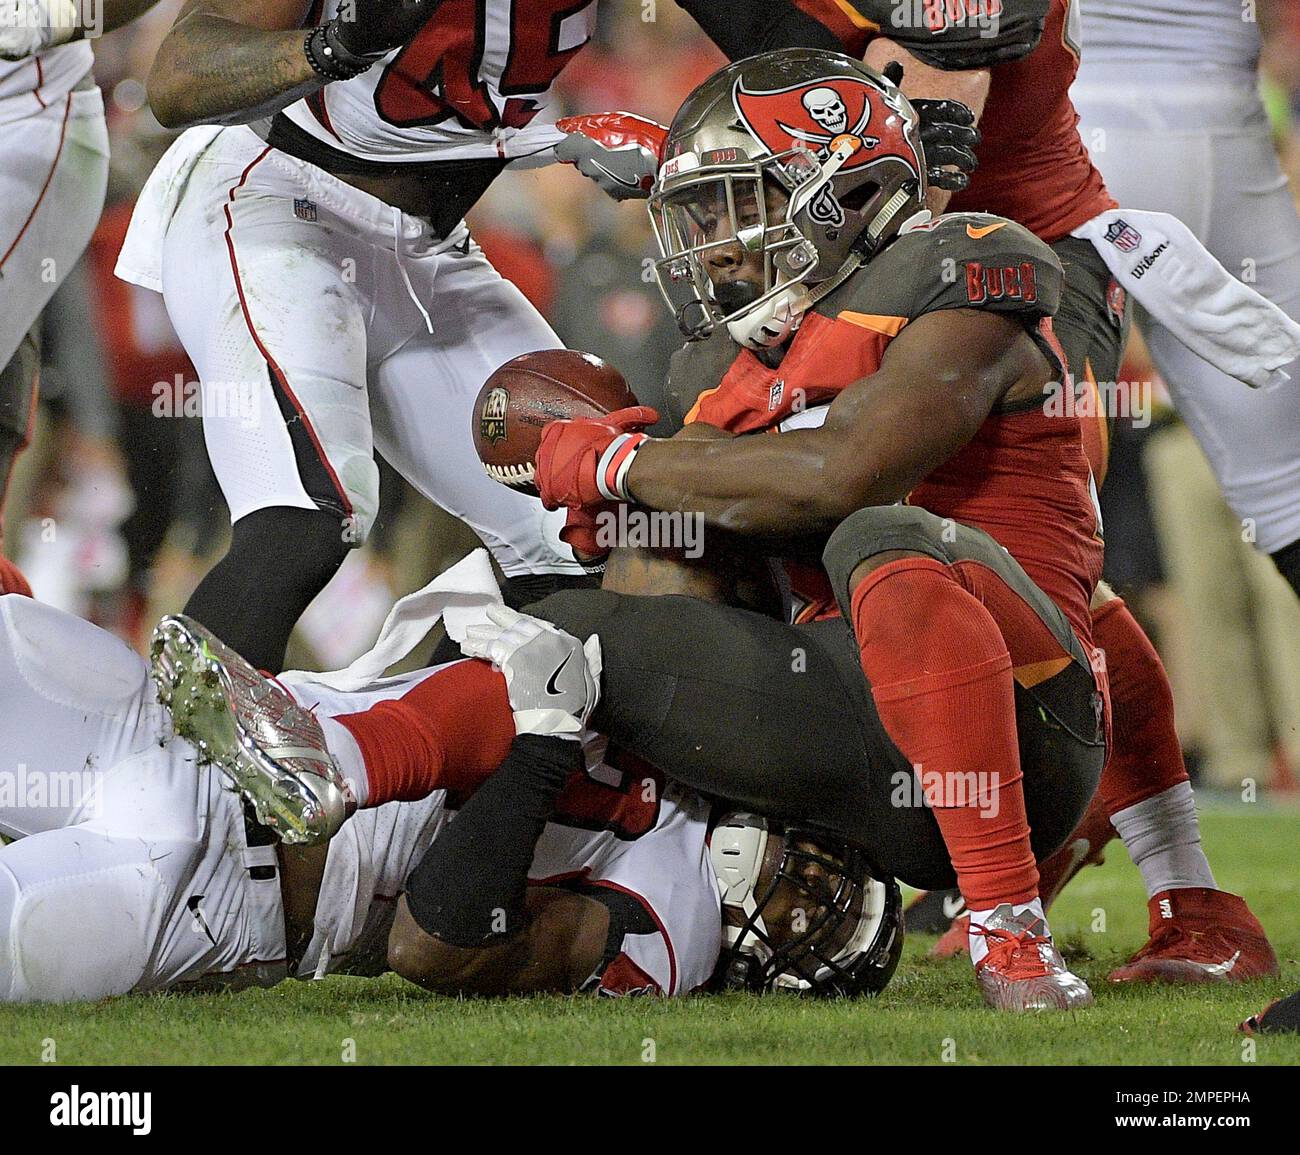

left=150, top=614, right=355, bottom=845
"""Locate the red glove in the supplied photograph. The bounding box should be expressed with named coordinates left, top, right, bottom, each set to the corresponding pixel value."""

left=559, top=504, right=617, bottom=573
left=535, top=406, right=660, bottom=512
left=554, top=112, right=667, bottom=201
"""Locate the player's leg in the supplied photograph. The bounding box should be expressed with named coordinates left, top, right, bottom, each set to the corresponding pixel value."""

left=1075, top=84, right=1300, bottom=593
left=822, top=504, right=1105, bottom=1009
left=0, top=326, right=39, bottom=595
left=162, top=132, right=380, bottom=672
left=0, top=824, right=171, bottom=1002
left=0, top=82, right=109, bottom=372
left=370, top=234, right=588, bottom=605
left=0, top=596, right=170, bottom=839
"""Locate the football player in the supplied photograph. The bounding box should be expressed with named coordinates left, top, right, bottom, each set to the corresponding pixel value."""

left=0, top=591, right=900, bottom=1002
left=558, top=0, right=1278, bottom=987
left=0, top=0, right=163, bottom=583
left=120, top=0, right=964, bottom=677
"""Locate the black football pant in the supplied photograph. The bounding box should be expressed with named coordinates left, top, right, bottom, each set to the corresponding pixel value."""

left=531, top=584, right=1105, bottom=891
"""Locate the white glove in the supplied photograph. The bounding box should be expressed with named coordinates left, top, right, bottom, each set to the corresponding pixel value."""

left=461, top=605, right=602, bottom=738
left=0, top=0, right=78, bottom=61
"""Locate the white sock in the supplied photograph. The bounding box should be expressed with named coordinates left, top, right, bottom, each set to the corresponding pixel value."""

left=967, top=897, right=1048, bottom=966
left=1110, top=781, right=1216, bottom=899
left=318, top=715, right=368, bottom=807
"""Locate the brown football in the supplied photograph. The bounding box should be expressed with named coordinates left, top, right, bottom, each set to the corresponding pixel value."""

left=473, top=349, right=639, bottom=493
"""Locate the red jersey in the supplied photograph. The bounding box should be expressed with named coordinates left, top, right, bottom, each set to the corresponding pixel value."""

left=796, top=0, right=1115, bottom=241
left=667, top=213, right=1103, bottom=647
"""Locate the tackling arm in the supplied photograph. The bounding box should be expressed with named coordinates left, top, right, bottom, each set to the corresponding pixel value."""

left=623, top=310, right=1045, bottom=537
left=147, top=0, right=319, bottom=129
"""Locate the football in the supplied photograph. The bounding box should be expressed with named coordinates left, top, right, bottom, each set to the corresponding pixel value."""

left=473, top=349, right=639, bottom=493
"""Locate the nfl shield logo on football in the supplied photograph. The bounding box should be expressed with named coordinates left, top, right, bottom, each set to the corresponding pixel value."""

left=768, top=379, right=785, bottom=410
left=1103, top=218, right=1142, bottom=253
left=293, top=197, right=318, bottom=222
left=480, top=386, right=510, bottom=444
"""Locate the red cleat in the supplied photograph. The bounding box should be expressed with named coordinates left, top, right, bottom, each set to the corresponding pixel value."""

left=1036, top=789, right=1116, bottom=910
left=931, top=913, right=969, bottom=959
left=1109, top=888, right=1278, bottom=984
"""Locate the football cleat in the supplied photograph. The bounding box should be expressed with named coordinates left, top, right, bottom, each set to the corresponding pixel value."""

left=905, top=888, right=966, bottom=935
left=150, top=614, right=355, bottom=845
left=931, top=913, right=970, bottom=960
left=1035, top=789, right=1116, bottom=910
left=973, top=905, right=1094, bottom=1012
left=1108, top=888, right=1278, bottom=985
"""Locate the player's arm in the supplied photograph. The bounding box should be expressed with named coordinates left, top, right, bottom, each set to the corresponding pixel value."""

left=620, top=309, right=1047, bottom=538
left=674, top=0, right=843, bottom=58
left=0, top=0, right=162, bottom=58
left=148, top=0, right=320, bottom=129
left=147, top=0, right=435, bottom=130
left=389, top=886, right=613, bottom=996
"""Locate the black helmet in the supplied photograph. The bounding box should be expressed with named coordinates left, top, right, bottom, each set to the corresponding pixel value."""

left=648, top=48, right=927, bottom=348
left=709, top=812, right=904, bottom=997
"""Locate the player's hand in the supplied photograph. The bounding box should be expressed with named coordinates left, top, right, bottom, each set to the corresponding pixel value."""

left=309, top=0, right=437, bottom=78
left=560, top=504, right=616, bottom=573
left=555, top=113, right=667, bottom=201
left=461, top=605, right=602, bottom=738
left=0, top=0, right=77, bottom=61
left=535, top=406, right=660, bottom=512
left=912, top=98, right=981, bottom=192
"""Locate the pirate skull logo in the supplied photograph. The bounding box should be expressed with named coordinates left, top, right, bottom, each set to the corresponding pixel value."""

left=801, top=87, right=848, bottom=135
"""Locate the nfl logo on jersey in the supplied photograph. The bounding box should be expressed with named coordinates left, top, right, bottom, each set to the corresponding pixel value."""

left=1103, top=218, right=1142, bottom=253
left=293, top=198, right=318, bottom=222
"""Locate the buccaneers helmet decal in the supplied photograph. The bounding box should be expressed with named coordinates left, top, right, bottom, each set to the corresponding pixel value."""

left=732, top=76, right=921, bottom=180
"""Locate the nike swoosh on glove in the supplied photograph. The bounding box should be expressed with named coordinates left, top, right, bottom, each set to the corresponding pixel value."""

left=535, top=405, right=660, bottom=512
left=554, top=112, right=667, bottom=201
left=461, top=605, right=602, bottom=738
left=0, top=0, right=77, bottom=60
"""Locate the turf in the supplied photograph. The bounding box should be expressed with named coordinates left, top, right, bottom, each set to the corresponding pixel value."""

left=2, top=803, right=1297, bottom=1066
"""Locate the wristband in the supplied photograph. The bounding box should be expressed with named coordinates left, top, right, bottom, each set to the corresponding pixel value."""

left=594, top=432, right=649, bottom=502
left=304, top=25, right=377, bottom=82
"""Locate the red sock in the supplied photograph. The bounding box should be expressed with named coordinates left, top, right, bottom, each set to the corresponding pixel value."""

left=851, top=557, right=1038, bottom=909
left=1092, top=597, right=1189, bottom=815
left=333, top=660, right=516, bottom=808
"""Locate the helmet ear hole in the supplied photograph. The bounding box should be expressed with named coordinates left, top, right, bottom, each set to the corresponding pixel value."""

left=838, top=181, right=879, bottom=214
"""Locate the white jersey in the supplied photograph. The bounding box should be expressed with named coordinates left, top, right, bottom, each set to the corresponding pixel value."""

left=1080, top=0, right=1260, bottom=72
left=281, top=0, right=597, bottom=165
left=0, top=41, right=93, bottom=124
left=0, top=597, right=719, bottom=1001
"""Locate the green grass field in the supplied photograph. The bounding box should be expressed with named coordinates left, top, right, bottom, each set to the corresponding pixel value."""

left=2, top=803, right=1296, bottom=1066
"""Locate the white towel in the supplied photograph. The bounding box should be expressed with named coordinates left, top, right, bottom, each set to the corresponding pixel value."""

left=283, top=549, right=502, bottom=692
left=114, top=125, right=223, bottom=292
left=1072, top=208, right=1300, bottom=390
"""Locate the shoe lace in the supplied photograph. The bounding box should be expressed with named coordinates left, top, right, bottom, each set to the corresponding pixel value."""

left=973, top=924, right=1057, bottom=980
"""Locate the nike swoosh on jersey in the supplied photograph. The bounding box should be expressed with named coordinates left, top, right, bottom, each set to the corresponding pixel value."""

left=967, top=222, right=1008, bottom=239
left=546, top=650, right=574, bottom=696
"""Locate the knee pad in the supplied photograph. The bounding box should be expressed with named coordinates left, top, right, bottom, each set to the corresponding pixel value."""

left=0, top=850, right=157, bottom=1002
left=822, top=505, right=950, bottom=618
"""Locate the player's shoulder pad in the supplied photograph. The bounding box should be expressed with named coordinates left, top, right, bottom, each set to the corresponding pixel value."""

left=844, top=0, right=1050, bottom=70
left=831, top=212, right=1063, bottom=324
left=664, top=330, right=741, bottom=432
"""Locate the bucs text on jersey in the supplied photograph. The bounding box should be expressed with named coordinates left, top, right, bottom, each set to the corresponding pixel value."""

left=666, top=211, right=1103, bottom=646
